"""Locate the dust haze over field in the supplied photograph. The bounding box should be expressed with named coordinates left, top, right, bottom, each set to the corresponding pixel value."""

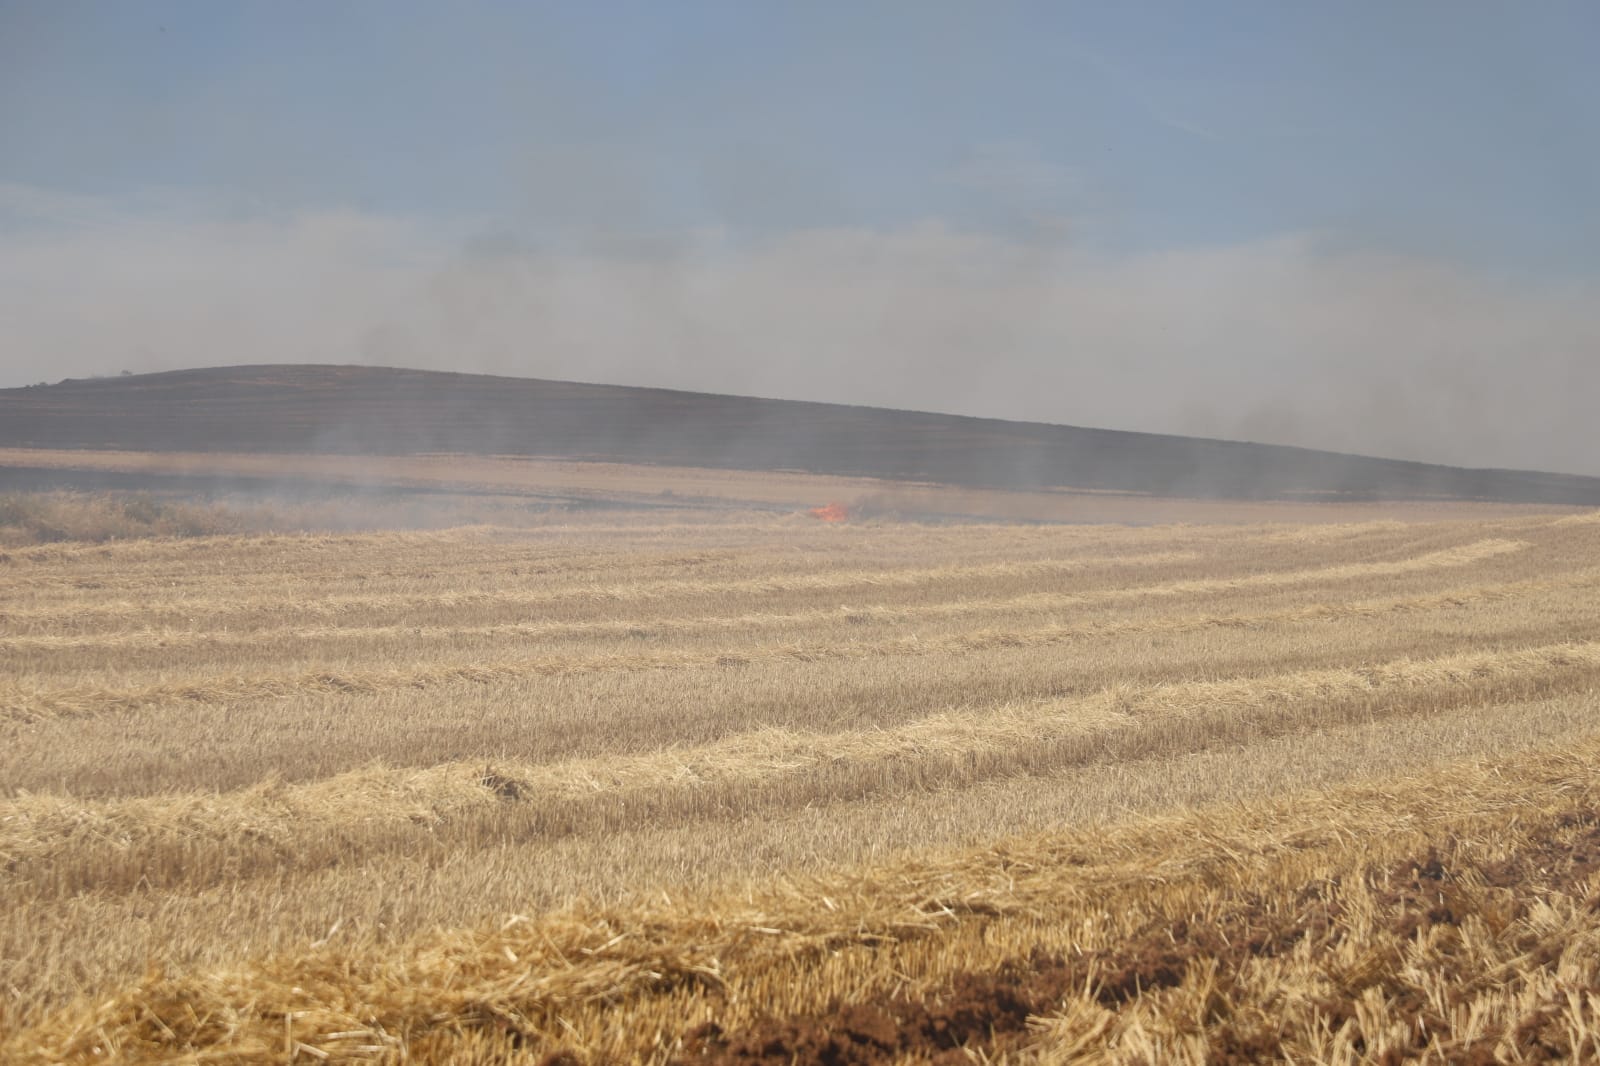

left=8, top=4, right=1600, bottom=1063
left=6, top=199, right=1600, bottom=476
left=4, top=3, right=1600, bottom=475
left=6, top=365, right=1600, bottom=509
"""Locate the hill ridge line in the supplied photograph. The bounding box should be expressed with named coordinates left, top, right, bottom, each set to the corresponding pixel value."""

left=5, top=364, right=1600, bottom=503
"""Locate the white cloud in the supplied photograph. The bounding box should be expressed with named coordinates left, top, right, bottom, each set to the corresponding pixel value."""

left=2, top=186, right=1597, bottom=474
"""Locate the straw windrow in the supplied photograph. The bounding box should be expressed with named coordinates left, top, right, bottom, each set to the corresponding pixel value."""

left=9, top=736, right=1600, bottom=1064
left=3, top=506, right=1597, bottom=1061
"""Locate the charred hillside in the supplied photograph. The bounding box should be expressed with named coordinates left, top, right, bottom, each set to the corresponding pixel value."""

left=2, top=364, right=1597, bottom=504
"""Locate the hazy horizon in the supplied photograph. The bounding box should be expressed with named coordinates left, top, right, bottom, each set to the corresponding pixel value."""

left=5, top=3, right=1599, bottom=474
left=12, top=359, right=1598, bottom=481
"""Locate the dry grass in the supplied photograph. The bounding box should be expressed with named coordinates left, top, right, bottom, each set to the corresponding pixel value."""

left=10, top=736, right=1600, bottom=1063
left=10, top=636, right=1600, bottom=902
left=2, top=489, right=1599, bottom=1062
left=0, top=492, right=245, bottom=545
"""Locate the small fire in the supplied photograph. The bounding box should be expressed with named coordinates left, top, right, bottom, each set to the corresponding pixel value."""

left=808, top=502, right=850, bottom=522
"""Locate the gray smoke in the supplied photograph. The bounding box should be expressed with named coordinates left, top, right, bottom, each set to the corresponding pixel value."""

left=2, top=186, right=1597, bottom=475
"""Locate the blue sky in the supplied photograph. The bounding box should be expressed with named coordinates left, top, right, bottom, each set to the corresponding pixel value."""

left=3, top=2, right=1599, bottom=471
left=8, top=1, right=1598, bottom=265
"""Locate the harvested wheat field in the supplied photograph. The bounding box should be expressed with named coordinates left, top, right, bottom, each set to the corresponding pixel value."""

left=5, top=498, right=1600, bottom=1063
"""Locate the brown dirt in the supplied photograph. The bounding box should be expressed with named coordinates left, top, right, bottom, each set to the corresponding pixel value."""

left=680, top=958, right=1078, bottom=1065
left=677, top=905, right=1315, bottom=1064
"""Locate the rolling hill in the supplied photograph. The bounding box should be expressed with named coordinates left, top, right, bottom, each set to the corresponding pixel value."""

left=2, top=364, right=1597, bottom=504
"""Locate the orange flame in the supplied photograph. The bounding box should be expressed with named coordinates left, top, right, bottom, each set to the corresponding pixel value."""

left=808, top=502, right=850, bottom=522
